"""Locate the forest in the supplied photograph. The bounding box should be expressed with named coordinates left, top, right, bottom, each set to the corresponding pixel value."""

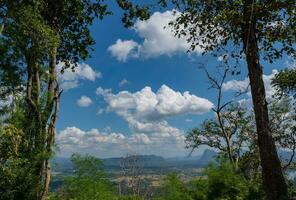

left=0, top=0, right=295, bottom=200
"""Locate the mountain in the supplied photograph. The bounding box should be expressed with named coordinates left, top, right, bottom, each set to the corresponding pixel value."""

left=52, top=149, right=218, bottom=172
left=101, top=150, right=218, bottom=168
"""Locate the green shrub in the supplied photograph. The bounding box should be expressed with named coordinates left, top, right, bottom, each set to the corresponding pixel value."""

left=155, top=160, right=264, bottom=200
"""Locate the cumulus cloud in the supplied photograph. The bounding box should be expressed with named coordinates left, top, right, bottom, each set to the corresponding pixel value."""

left=94, top=85, right=212, bottom=154
left=56, top=126, right=189, bottom=158
left=108, top=39, right=140, bottom=62
left=77, top=96, right=93, bottom=107
left=56, top=85, right=213, bottom=157
left=108, top=10, right=205, bottom=61
left=223, top=70, right=278, bottom=100
left=96, top=84, right=213, bottom=123
left=58, top=63, right=102, bottom=90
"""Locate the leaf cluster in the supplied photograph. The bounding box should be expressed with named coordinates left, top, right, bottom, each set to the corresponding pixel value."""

left=117, top=0, right=295, bottom=62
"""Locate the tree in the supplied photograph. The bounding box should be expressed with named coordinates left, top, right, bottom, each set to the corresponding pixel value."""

left=1, top=3, right=58, bottom=198
left=117, top=1, right=295, bottom=198
left=186, top=94, right=296, bottom=179
left=269, top=96, right=296, bottom=170
left=195, top=66, right=255, bottom=168
left=50, top=154, right=117, bottom=200
left=39, top=1, right=110, bottom=197
left=0, top=1, right=110, bottom=199
left=186, top=103, right=256, bottom=168
left=272, top=68, right=296, bottom=169
left=187, top=66, right=296, bottom=177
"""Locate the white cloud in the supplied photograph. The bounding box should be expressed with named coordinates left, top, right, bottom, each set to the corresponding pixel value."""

left=77, top=96, right=93, bottom=107
left=119, top=79, right=129, bottom=87
left=222, top=78, right=250, bottom=93
left=223, top=70, right=278, bottom=100
left=58, top=62, right=102, bottom=90
left=56, top=126, right=189, bottom=158
left=108, top=10, right=205, bottom=61
left=95, top=85, right=212, bottom=154
left=263, top=70, right=278, bottom=99
left=97, top=84, right=213, bottom=123
left=57, top=86, right=213, bottom=157
left=108, top=39, right=140, bottom=62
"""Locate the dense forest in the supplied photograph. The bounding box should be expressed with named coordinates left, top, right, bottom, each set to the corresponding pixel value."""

left=0, top=0, right=295, bottom=200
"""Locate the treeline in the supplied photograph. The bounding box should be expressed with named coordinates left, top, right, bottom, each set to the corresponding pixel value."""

left=1, top=0, right=296, bottom=200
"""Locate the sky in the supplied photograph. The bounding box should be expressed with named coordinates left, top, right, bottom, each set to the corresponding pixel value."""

left=54, top=2, right=295, bottom=158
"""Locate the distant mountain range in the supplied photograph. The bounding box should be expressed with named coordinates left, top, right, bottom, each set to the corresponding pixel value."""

left=52, top=149, right=219, bottom=172
left=53, top=149, right=296, bottom=173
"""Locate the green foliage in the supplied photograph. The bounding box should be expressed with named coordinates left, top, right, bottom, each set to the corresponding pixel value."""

left=0, top=157, right=37, bottom=200
left=1, top=1, right=111, bottom=198
left=272, top=68, right=296, bottom=97
left=48, top=158, right=264, bottom=200
left=118, top=196, right=145, bottom=200
left=205, top=161, right=263, bottom=200
left=117, top=0, right=150, bottom=28
left=69, top=154, right=105, bottom=179
left=156, top=160, right=264, bottom=200
left=118, top=0, right=295, bottom=61
left=0, top=125, right=26, bottom=159
left=51, top=154, right=117, bottom=200
left=0, top=125, right=38, bottom=200
left=117, top=1, right=295, bottom=197
left=43, top=0, right=111, bottom=68
left=156, top=173, right=194, bottom=200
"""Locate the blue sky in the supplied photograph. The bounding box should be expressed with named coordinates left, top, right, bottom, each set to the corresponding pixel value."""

left=55, top=2, right=294, bottom=158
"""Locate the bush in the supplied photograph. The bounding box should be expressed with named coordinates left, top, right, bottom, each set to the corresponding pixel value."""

left=205, top=161, right=263, bottom=200
left=156, top=160, right=264, bottom=200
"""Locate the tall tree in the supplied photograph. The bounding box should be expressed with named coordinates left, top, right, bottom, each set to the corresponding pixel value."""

left=40, top=1, right=110, bottom=198
left=117, top=1, right=295, bottom=199
left=0, top=1, right=109, bottom=199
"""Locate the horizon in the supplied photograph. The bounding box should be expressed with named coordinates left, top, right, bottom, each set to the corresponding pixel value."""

left=54, top=149, right=210, bottom=159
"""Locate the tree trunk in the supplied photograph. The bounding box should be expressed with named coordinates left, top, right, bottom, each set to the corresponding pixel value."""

left=40, top=48, right=59, bottom=200
left=243, top=1, right=288, bottom=199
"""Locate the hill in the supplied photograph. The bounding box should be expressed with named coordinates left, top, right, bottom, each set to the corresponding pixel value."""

left=52, top=149, right=218, bottom=172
